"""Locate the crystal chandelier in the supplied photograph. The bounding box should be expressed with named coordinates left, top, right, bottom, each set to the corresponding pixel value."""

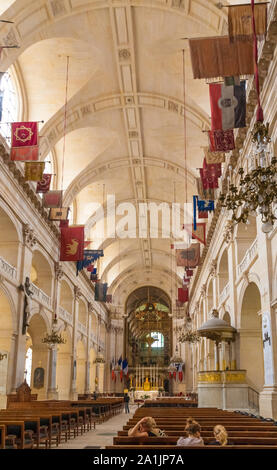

left=219, top=122, right=277, bottom=233
left=42, top=315, right=66, bottom=346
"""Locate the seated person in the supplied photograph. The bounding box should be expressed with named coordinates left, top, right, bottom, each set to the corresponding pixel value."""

left=128, top=417, right=166, bottom=437
left=207, top=425, right=233, bottom=446
left=177, top=417, right=204, bottom=446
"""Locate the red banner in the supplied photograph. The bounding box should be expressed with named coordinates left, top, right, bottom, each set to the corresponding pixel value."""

left=36, top=174, right=52, bottom=193
left=208, top=129, right=235, bottom=153
left=11, top=122, right=38, bottom=148
left=10, top=146, right=39, bottom=161
left=178, top=287, right=189, bottom=303
left=60, top=225, right=84, bottom=261
left=176, top=243, right=200, bottom=268
left=43, top=190, right=63, bottom=208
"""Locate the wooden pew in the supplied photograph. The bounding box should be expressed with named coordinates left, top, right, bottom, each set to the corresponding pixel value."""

left=112, top=436, right=277, bottom=446
left=0, top=421, right=34, bottom=449
left=0, top=424, right=5, bottom=449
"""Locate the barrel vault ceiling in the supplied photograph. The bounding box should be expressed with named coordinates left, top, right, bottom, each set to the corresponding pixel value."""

left=0, top=0, right=243, bottom=310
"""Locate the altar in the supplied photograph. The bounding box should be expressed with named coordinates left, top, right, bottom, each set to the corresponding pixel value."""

left=134, top=390, right=159, bottom=400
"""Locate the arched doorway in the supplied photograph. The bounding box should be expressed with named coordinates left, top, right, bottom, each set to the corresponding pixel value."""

left=239, top=282, right=264, bottom=392
left=0, top=288, right=14, bottom=407
left=56, top=329, right=72, bottom=399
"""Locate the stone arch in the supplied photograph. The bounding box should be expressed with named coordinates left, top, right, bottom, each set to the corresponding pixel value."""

left=31, top=248, right=54, bottom=297
left=0, top=204, right=21, bottom=269
left=59, top=279, right=74, bottom=315
left=234, top=216, right=257, bottom=266
left=218, top=248, right=229, bottom=295
left=238, top=282, right=264, bottom=392
left=78, top=299, right=88, bottom=327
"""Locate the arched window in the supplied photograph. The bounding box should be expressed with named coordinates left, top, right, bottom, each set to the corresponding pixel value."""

left=25, top=347, right=33, bottom=386
left=150, top=332, right=164, bottom=348
left=0, top=71, right=18, bottom=144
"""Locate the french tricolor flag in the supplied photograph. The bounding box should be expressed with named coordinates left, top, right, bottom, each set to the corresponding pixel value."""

left=209, top=81, right=246, bottom=131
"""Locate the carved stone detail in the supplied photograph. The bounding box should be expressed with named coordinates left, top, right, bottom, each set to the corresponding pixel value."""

left=22, top=223, right=37, bottom=248
left=223, top=220, right=234, bottom=244
left=210, top=260, right=217, bottom=278
left=74, top=286, right=82, bottom=300
left=200, top=283, right=207, bottom=297
left=119, top=49, right=131, bottom=61
left=54, top=262, right=63, bottom=281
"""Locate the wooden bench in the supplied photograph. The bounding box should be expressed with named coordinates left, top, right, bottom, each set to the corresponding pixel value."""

left=112, top=436, right=277, bottom=446
left=0, top=421, right=34, bottom=449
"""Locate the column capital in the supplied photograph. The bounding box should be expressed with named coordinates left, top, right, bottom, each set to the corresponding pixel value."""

left=223, top=220, right=234, bottom=245
left=209, top=259, right=217, bottom=278
left=22, top=223, right=37, bottom=249
left=74, top=286, right=82, bottom=301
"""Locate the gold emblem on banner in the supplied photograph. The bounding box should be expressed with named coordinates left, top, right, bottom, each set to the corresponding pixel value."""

left=66, top=239, right=79, bottom=255
left=14, top=125, right=34, bottom=143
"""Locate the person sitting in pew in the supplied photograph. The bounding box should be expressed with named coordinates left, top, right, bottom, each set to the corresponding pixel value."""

left=128, top=417, right=166, bottom=437
left=176, top=418, right=204, bottom=447
left=207, top=425, right=233, bottom=446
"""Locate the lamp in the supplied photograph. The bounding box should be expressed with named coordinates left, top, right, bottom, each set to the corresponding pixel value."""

left=42, top=315, right=66, bottom=346
left=219, top=122, right=277, bottom=233
left=178, top=315, right=200, bottom=344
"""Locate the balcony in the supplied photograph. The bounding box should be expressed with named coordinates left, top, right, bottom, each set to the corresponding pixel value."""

left=219, top=282, right=230, bottom=306
left=30, top=283, right=52, bottom=310
left=58, top=306, right=73, bottom=326
left=0, top=256, right=17, bottom=282
left=237, top=238, right=258, bottom=279
left=78, top=321, right=87, bottom=336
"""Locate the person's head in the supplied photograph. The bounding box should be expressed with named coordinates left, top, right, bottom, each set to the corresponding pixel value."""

left=139, top=417, right=157, bottom=433
left=213, top=425, right=228, bottom=446
left=185, top=417, right=201, bottom=438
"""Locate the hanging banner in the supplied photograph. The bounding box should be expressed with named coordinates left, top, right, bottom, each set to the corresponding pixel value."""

left=189, top=36, right=254, bottom=79
left=11, top=122, right=38, bottom=148
left=196, top=177, right=215, bottom=200
left=95, top=282, right=108, bottom=302
left=200, top=158, right=221, bottom=190
left=36, top=174, right=52, bottom=193
left=208, top=129, right=235, bottom=153
left=76, top=250, right=101, bottom=275
left=209, top=80, right=246, bottom=131
left=106, top=294, right=113, bottom=303
left=49, top=207, right=69, bottom=221
left=24, top=162, right=45, bottom=181
left=43, top=190, right=63, bottom=208
left=204, top=147, right=225, bottom=165
left=183, top=223, right=206, bottom=245
left=176, top=243, right=200, bottom=268
left=87, top=265, right=95, bottom=272
left=60, top=225, right=84, bottom=262
left=228, top=3, right=267, bottom=41
left=10, top=146, right=39, bottom=162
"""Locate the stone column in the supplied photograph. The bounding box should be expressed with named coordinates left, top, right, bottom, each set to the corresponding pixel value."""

left=214, top=342, right=220, bottom=371
left=256, top=219, right=277, bottom=419
left=11, top=224, right=37, bottom=392
left=46, top=263, right=63, bottom=399
left=85, top=306, right=93, bottom=394
left=70, top=286, right=81, bottom=400
left=47, top=346, right=58, bottom=399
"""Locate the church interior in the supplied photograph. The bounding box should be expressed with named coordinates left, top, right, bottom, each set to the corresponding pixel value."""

left=0, top=0, right=277, bottom=451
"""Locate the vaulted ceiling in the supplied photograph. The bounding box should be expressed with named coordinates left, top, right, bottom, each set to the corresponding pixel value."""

left=0, top=0, right=241, bottom=309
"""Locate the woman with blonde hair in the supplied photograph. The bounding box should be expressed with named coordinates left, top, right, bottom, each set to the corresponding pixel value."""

left=176, top=417, right=204, bottom=446
left=208, top=425, right=232, bottom=446
left=128, top=416, right=166, bottom=437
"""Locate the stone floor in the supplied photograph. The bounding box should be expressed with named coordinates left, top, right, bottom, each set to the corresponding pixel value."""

left=54, top=405, right=137, bottom=449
